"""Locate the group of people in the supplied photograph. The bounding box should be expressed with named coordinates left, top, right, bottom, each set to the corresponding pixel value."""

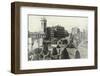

left=28, top=43, right=80, bottom=61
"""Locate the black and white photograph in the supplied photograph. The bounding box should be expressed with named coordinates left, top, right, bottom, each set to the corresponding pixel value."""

left=28, top=15, right=88, bottom=61
left=11, top=2, right=97, bottom=73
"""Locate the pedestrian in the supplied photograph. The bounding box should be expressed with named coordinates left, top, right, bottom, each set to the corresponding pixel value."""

left=61, top=48, right=70, bottom=59
left=75, top=50, right=80, bottom=58
left=51, top=47, right=59, bottom=59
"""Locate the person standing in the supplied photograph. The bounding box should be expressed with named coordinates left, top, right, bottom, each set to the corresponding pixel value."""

left=61, top=48, right=70, bottom=59
left=75, top=50, right=80, bottom=58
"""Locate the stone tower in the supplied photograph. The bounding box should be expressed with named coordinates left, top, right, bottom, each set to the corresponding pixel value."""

left=40, top=17, right=47, bottom=33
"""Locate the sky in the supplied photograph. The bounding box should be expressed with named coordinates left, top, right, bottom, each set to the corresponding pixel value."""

left=28, top=15, right=88, bottom=33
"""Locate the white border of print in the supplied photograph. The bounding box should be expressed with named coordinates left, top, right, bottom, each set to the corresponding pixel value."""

left=20, top=7, right=94, bottom=70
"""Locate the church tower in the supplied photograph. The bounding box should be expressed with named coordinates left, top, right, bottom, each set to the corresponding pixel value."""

left=40, top=17, right=47, bottom=33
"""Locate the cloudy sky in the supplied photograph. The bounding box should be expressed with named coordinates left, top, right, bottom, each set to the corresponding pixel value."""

left=28, top=15, right=88, bottom=33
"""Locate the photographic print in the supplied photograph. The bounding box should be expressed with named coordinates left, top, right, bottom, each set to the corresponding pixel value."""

left=28, top=15, right=88, bottom=61
left=11, top=2, right=97, bottom=74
